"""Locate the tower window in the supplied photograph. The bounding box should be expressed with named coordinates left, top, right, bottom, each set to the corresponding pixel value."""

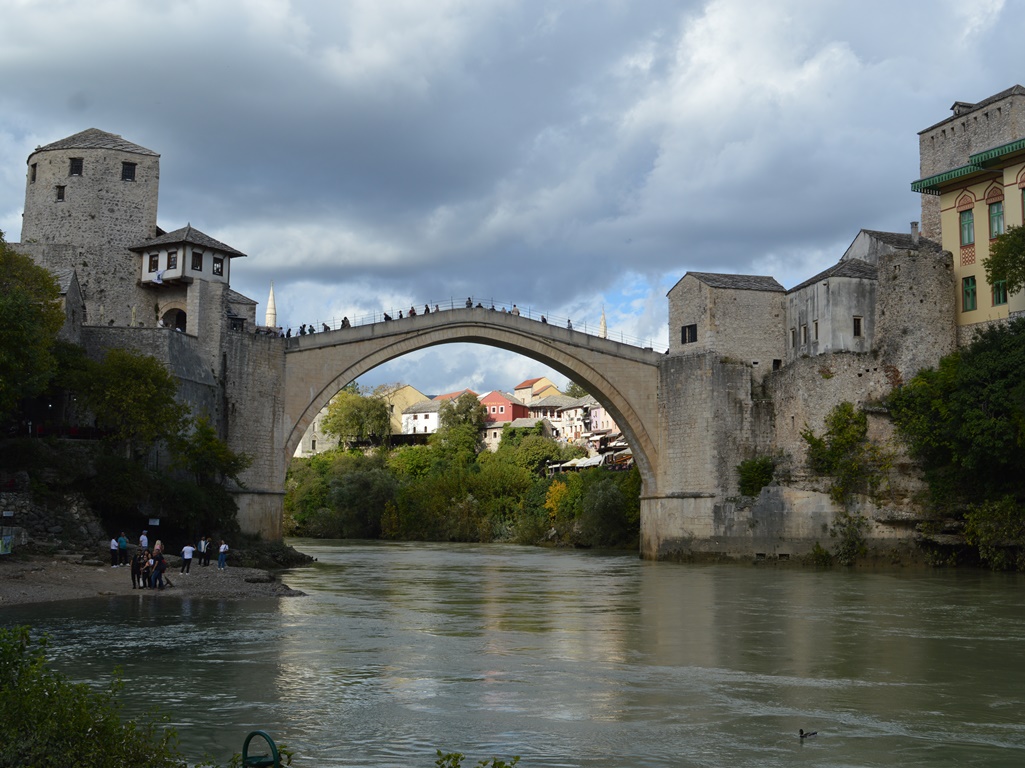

left=121, top=162, right=136, bottom=181
left=853, top=316, right=863, bottom=338
left=30, top=163, right=37, bottom=183
left=191, top=252, right=203, bottom=271
left=149, top=254, right=159, bottom=273
left=681, top=323, right=697, bottom=344
left=212, top=257, right=224, bottom=276
left=69, top=158, right=83, bottom=176
left=167, top=250, right=178, bottom=270
left=55, top=185, right=65, bottom=202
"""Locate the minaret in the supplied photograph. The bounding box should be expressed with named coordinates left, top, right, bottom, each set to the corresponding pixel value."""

left=599, top=306, right=607, bottom=339
left=265, top=283, right=277, bottom=327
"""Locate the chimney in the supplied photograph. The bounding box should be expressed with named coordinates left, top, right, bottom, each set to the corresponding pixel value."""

left=911, top=221, right=920, bottom=247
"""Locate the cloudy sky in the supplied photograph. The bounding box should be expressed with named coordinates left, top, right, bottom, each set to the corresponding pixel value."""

left=0, top=0, right=1018, bottom=396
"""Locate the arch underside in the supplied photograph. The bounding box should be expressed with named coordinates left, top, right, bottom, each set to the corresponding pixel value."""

left=284, top=323, right=661, bottom=491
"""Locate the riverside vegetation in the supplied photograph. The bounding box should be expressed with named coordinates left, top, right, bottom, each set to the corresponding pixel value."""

left=285, top=390, right=641, bottom=549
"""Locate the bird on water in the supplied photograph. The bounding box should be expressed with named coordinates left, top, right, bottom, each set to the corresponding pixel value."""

left=799, top=729, right=817, bottom=739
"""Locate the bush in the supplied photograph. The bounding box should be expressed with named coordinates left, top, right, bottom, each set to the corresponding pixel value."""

left=964, top=496, right=1025, bottom=571
left=737, top=456, right=775, bottom=497
left=0, top=626, right=187, bottom=768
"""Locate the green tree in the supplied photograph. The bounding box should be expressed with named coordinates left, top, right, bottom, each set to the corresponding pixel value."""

left=77, top=348, right=189, bottom=458
left=433, top=392, right=487, bottom=464
left=564, top=381, right=588, bottom=398
left=889, top=319, right=1025, bottom=507
left=0, top=626, right=188, bottom=768
left=984, top=224, right=1025, bottom=296
left=321, top=387, right=390, bottom=446
left=0, top=233, right=64, bottom=418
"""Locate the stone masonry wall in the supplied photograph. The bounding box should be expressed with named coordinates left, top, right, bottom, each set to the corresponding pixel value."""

left=668, top=278, right=786, bottom=376
left=21, top=146, right=159, bottom=250
left=221, top=330, right=287, bottom=538
left=874, top=248, right=956, bottom=381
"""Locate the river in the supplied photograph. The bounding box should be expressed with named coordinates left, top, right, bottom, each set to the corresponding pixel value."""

left=3, top=540, right=1025, bottom=767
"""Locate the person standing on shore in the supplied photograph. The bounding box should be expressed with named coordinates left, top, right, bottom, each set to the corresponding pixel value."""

left=130, top=550, right=143, bottom=589
left=109, top=537, right=119, bottom=568
left=117, top=532, right=129, bottom=566
left=198, top=536, right=210, bottom=566
left=180, top=542, right=195, bottom=574
left=218, top=540, right=229, bottom=570
left=141, top=550, right=153, bottom=588
left=139, top=530, right=149, bottom=551
left=151, top=550, right=167, bottom=590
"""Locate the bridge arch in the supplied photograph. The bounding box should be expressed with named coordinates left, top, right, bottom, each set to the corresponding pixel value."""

left=282, top=310, right=662, bottom=491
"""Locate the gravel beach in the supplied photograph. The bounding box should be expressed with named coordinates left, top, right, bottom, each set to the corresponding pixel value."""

left=0, top=555, right=306, bottom=606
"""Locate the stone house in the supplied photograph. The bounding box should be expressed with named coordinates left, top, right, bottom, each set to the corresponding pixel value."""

left=666, top=272, right=786, bottom=378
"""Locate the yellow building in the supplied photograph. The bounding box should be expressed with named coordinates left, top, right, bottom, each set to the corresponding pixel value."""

left=913, top=86, right=1025, bottom=333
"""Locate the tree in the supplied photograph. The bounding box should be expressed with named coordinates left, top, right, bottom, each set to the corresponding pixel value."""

left=321, top=387, right=390, bottom=446
left=889, top=318, right=1025, bottom=508
left=76, top=348, right=189, bottom=458
left=0, top=626, right=188, bottom=768
left=0, top=233, right=64, bottom=418
left=984, top=224, right=1025, bottom=296
left=173, top=416, right=251, bottom=487
left=433, top=392, right=488, bottom=463
left=564, top=381, right=588, bottom=398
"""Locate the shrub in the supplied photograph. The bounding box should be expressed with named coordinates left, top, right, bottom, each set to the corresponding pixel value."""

left=0, top=626, right=187, bottom=768
left=737, top=456, right=775, bottom=497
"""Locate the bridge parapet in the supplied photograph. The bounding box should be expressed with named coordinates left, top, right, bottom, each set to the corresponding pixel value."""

left=284, top=303, right=664, bottom=354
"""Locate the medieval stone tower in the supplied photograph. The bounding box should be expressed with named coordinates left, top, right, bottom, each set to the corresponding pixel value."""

left=19, top=129, right=161, bottom=328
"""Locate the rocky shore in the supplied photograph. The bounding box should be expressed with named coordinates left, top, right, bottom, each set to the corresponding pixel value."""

left=0, top=554, right=306, bottom=606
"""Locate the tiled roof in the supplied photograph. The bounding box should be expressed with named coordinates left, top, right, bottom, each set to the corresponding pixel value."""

left=506, top=418, right=545, bottom=429
left=32, top=128, right=159, bottom=157
left=860, top=230, right=942, bottom=252
left=789, top=258, right=877, bottom=294
left=49, top=268, right=76, bottom=294
left=129, top=225, right=246, bottom=257
left=404, top=400, right=443, bottom=414
left=530, top=394, right=578, bottom=409
left=433, top=388, right=477, bottom=401
left=226, top=289, right=257, bottom=306
left=514, top=377, right=543, bottom=389
left=687, top=272, right=785, bottom=292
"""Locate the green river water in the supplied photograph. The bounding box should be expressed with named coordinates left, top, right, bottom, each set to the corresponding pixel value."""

left=3, top=539, right=1024, bottom=767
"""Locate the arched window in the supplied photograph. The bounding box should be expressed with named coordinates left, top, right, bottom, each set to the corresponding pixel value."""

left=985, top=185, right=1005, bottom=239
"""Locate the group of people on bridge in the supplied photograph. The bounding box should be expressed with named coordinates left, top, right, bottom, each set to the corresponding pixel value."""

left=280, top=298, right=583, bottom=337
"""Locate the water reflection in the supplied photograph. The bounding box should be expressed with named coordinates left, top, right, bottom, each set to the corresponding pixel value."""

left=3, top=541, right=1025, bottom=767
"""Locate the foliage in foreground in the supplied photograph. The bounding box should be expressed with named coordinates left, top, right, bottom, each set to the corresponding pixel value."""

left=0, top=626, right=187, bottom=768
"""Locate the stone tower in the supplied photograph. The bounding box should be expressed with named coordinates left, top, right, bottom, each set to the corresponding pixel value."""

left=17, top=129, right=162, bottom=327
left=22, top=128, right=160, bottom=249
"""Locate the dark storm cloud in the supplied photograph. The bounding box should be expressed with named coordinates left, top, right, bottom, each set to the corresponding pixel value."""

left=0, top=0, right=1019, bottom=393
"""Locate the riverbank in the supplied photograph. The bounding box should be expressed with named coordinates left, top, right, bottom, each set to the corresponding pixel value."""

left=0, top=554, right=306, bottom=606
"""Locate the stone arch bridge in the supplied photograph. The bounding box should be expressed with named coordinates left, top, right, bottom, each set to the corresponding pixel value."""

left=235, top=307, right=745, bottom=559
left=284, top=308, right=662, bottom=484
